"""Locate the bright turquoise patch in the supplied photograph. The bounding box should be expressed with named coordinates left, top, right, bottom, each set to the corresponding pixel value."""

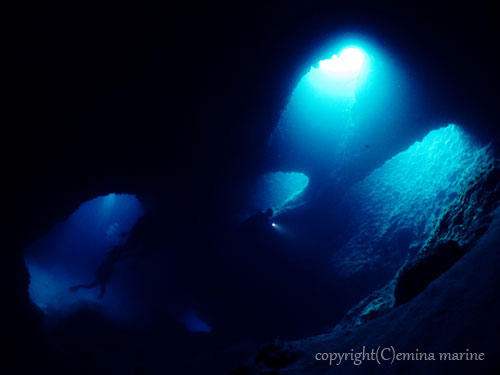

left=333, top=124, right=493, bottom=277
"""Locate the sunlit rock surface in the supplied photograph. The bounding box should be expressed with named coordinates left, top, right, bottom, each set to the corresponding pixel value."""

left=332, top=124, right=493, bottom=279
left=325, top=157, right=500, bottom=333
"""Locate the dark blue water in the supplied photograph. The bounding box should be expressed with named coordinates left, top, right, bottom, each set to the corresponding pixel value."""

left=23, top=35, right=493, bottom=353
left=249, top=38, right=491, bottom=291
left=25, top=194, right=145, bottom=320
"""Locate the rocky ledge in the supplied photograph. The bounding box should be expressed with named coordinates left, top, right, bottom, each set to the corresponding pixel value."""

left=238, top=157, right=500, bottom=374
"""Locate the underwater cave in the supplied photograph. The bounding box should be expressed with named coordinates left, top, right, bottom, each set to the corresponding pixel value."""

left=7, top=4, right=500, bottom=375
left=24, top=193, right=145, bottom=318
left=249, top=171, right=309, bottom=217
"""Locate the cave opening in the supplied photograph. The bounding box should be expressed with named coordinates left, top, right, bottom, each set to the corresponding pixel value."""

left=24, top=193, right=145, bottom=319
left=267, top=37, right=414, bottom=183
left=247, top=35, right=495, bottom=339
left=11, top=22, right=499, bottom=374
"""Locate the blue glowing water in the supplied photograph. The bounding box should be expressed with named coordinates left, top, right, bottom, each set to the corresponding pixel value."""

left=268, top=40, right=411, bottom=182
left=251, top=171, right=309, bottom=216
left=24, top=193, right=145, bottom=318
left=332, top=124, right=493, bottom=278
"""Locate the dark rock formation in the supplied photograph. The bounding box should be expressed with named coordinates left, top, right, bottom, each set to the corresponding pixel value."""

left=395, top=240, right=466, bottom=304
left=243, top=206, right=500, bottom=374
left=339, top=155, right=500, bottom=329
left=254, top=341, right=303, bottom=370
left=232, top=341, right=303, bottom=375
left=395, top=156, right=500, bottom=305
left=240, top=156, right=500, bottom=374
left=4, top=3, right=499, bottom=374
left=335, top=280, right=396, bottom=331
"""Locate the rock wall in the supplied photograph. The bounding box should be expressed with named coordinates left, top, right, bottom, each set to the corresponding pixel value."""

left=332, top=125, right=493, bottom=280
left=240, top=151, right=500, bottom=375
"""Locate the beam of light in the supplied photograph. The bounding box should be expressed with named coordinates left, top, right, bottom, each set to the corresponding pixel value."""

left=267, top=38, right=404, bottom=175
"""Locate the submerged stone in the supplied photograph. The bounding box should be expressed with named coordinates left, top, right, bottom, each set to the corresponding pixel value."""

left=332, top=124, right=494, bottom=279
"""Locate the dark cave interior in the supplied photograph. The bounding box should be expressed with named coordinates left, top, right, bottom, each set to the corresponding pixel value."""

left=4, top=1, right=500, bottom=374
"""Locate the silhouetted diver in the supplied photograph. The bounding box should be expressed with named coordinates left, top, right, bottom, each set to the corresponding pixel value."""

left=69, top=245, right=123, bottom=298
left=70, top=213, right=154, bottom=298
left=240, top=208, right=273, bottom=230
